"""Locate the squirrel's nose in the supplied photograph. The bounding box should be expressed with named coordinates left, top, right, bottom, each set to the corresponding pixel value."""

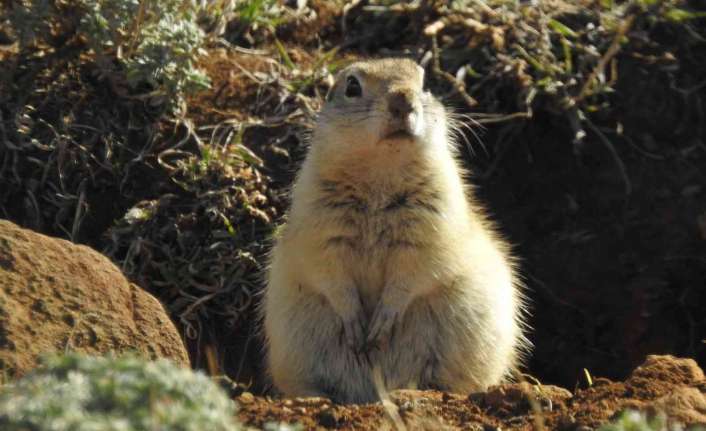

left=388, top=90, right=415, bottom=119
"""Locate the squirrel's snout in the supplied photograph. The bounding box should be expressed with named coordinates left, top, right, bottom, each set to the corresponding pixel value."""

left=388, top=90, right=416, bottom=119
left=386, top=89, right=423, bottom=138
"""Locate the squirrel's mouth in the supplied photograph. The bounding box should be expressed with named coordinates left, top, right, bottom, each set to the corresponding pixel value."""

left=381, top=121, right=421, bottom=142
left=381, top=110, right=424, bottom=142
left=383, top=130, right=414, bottom=140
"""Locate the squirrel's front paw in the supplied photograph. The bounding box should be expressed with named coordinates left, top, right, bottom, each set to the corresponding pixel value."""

left=366, top=301, right=403, bottom=348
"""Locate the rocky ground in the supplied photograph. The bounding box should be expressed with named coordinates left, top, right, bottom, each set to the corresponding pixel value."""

left=233, top=355, right=706, bottom=430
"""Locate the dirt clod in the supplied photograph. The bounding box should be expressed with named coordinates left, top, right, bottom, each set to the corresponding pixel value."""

left=239, top=392, right=256, bottom=404
left=316, top=408, right=340, bottom=428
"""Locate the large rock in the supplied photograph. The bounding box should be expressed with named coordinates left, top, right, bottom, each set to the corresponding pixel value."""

left=0, top=219, right=190, bottom=380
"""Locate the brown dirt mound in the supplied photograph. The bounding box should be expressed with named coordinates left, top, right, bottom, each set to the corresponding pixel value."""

left=0, top=219, right=189, bottom=380
left=234, top=355, right=706, bottom=430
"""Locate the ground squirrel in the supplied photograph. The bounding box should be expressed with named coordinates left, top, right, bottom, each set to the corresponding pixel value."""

left=262, top=58, right=530, bottom=403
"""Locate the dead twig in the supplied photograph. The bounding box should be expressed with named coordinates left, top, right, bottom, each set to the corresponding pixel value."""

left=70, top=178, right=87, bottom=242
left=574, top=14, right=635, bottom=104
left=584, top=117, right=632, bottom=196
left=426, top=23, right=478, bottom=109
left=472, top=111, right=533, bottom=125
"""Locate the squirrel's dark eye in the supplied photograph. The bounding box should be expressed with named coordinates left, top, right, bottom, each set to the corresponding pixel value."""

left=345, top=76, right=362, bottom=98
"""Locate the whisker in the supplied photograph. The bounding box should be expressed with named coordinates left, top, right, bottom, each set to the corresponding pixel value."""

left=343, top=116, right=376, bottom=126
left=446, top=111, right=488, bottom=157
left=451, top=123, right=474, bottom=156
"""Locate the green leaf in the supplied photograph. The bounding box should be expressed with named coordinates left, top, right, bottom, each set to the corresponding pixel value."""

left=464, top=65, right=482, bottom=79
left=664, top=8, right=706, bottom=22
left=274, top=38, right=296, bottom=71
left=219, top=214, right=237, bottom=237
left=312, top=46, right=340, bottom=72
left=548, top=19, right=578, bottom=38
left=561, top=37, right=573, bottom=73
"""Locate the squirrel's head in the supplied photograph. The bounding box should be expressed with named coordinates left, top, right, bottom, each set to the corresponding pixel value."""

left=313, top=58, right=448, bottom=155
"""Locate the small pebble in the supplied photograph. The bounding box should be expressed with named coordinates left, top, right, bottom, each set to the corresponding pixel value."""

left=317, top=408, right=339, bottom=428
left=398, top=400, right=414, bottom=413
left=238, top=392, right=255, bottom=404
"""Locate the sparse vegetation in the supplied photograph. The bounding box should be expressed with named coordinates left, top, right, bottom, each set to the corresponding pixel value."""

left=10, top=0, right=213, bottom=114
left=104, top=140, right=275, bottom=341
left=597, top=410, right=701, bottom=431
left=0, top=354, right=242, bottom=431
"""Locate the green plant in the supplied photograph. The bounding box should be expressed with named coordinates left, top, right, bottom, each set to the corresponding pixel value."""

left=10, top=0, right=212, bottom=114
left=599, top=411, right=668, bottom=431
left=235, top=0, right=284, bottom=28
left=598, top=410, right=706, bottom=431
left=105, top=139, right=275, bottom=339
left=0, top=354, right=242, bottom=430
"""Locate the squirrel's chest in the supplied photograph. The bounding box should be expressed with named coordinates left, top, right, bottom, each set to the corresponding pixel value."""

left=315, top=178, right=442, bottom=252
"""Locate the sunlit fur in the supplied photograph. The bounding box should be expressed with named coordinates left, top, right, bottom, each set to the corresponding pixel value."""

left=261, top=58, right=531, bottom=404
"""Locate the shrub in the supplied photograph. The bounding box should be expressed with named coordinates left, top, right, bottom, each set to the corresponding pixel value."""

left=598, top=410, right=706, bottom=431
left=0, top=354, right=241, bottom=431
left=9, top=0, right=213, bottom=114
